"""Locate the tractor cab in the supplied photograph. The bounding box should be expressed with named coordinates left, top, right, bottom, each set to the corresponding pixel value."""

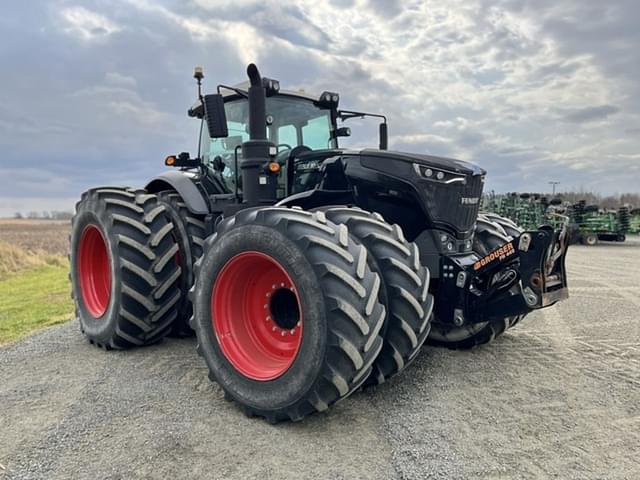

left=199, top=90, right=339, bottom=197
left=184, top=68, right=387, bottom=202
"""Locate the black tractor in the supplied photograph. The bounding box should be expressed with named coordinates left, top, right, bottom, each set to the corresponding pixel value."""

left=70, top=64, right=569, bottom=422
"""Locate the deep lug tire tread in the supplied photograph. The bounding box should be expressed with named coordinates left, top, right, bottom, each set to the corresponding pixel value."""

left=190, top=207, right=385, bottom=422
left=156, top=191, right=207, bottom=337
left=321, top=207, right=434, bottom=385
left=70, top=187, right=182, bottom=349
left=481, top=212, right=523, bottom=239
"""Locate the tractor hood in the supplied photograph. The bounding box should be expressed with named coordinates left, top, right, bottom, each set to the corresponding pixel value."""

left=289, top=147, right=487, bottom=239
left=357, top=149, right=486, bottom=177
left=339, top=148, right=486, bottom=238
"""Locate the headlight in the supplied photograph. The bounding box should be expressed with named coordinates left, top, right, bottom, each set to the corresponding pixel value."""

left=412, top=164, right=466, bottom=185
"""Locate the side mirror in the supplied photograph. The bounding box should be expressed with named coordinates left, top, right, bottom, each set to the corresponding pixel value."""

left=203, top=94, right=228, bottom=138
left=379, top=122, right=388, bottom=150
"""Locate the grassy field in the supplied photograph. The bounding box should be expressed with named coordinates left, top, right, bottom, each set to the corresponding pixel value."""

left=0, top=219, right=73, bottom=344
left=0, top=264, right=72, bottom=343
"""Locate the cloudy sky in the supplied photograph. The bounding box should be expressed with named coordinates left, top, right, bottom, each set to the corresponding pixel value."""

left=1, top=0, right=638, bottom=216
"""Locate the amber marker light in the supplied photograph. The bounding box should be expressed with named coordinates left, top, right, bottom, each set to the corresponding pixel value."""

left=268, top=162, right=281, bottom=173
left=165, top=155, right=176, bottom=166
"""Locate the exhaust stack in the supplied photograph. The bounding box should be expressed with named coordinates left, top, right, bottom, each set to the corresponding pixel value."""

left=241, top=64, right=277, bottom=205
left=246, top=64, right=267, bottom=141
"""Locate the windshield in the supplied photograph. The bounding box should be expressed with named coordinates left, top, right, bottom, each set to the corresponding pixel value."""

left=200, top=95, right=335, bottom=191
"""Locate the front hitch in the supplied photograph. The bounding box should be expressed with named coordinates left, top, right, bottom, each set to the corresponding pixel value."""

left=435, top=225, right=569, bottom=326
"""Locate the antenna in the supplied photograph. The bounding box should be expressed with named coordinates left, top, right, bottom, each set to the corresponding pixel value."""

left=194, top=66, right=204, bottom=100
left=194, top=66, right=205, bottom=163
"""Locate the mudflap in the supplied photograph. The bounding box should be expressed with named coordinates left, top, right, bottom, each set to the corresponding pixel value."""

left=435, top=225, right=569, bottom=326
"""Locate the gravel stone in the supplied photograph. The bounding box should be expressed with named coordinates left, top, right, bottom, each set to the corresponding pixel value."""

left=1, top=238, right=639, bottom=479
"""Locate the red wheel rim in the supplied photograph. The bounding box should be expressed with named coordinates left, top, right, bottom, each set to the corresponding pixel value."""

left=78, top=225, right=111, bottom=318
left=212, top=252, right=303, bottom=381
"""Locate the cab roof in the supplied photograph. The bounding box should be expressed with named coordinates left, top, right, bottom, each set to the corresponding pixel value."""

left=221, top=81, right=321, bottom=103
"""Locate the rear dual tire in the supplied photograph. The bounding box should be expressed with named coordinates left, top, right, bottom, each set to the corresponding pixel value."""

left=321, top=207, right=433, bottom=386
left=191, top=207, right=385, bottom=423
left=70, top=187, right=182, bottom=349
left=156, top=191, right=207, bottom=337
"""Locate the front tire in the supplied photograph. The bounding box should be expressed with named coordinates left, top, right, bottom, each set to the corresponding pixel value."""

left=481, top=212, right=522, bottom=238
left=70, top=187, right=182, bottom=349
left=191, top=207, right=385, bottom=422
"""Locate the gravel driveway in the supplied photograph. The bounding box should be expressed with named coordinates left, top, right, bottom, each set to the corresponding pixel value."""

left=1, top=238, right=639, bottom=479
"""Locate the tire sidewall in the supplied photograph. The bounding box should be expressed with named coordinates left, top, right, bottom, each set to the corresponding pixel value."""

left=70, top=198, right=121, bottom=343
left=194, top=225, right=327, bottom=410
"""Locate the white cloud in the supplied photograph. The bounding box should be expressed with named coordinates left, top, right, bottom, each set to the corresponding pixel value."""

left=105, top=72, right=137, bottom=88
left=192, top=0, right=261, bottom=8
left=1, top=0, right=639, bottom=213
left=60, top=6, right=121, bottom=41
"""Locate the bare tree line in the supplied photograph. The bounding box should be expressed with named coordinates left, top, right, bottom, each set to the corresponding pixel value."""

left=13, top=211, right=74, bottom=220
left=555, top=192, right=640, bottom=209
left=10, top=192, right=640, bottom=220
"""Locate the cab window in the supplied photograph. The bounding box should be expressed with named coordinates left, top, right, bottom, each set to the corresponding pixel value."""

left=200, top=96, right=336, bottom=194
left=302, top=115, right=332, bottom=150
left=278, top=124, right=297, bottom=148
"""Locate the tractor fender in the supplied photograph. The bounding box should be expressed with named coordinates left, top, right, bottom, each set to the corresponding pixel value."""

left=145, top=171, right=209, bottom=215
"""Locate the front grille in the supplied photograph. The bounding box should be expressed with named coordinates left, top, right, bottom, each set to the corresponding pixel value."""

left=421, top=173, right=484, bottom=235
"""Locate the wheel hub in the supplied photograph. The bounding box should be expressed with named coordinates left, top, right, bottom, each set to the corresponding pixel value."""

left=269, top=287, right=300, bottom=330
left=212, top=252, right=303, bottom=381
left=78, top=224, right=111, bottom=318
